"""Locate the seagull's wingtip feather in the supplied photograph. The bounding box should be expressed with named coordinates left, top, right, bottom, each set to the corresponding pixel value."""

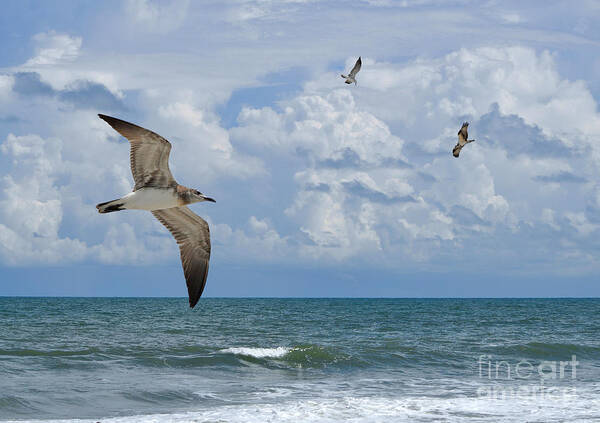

left=98, top=114, right=114, bottom=124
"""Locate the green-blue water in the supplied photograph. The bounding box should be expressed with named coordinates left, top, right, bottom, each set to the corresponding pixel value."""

left=1, top=298, right=599, bottom=422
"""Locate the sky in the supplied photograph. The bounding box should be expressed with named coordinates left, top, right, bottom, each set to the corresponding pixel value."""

left=1, top=0, right=600, bottom=298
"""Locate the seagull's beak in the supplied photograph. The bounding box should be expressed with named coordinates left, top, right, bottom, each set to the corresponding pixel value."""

left=203, top=196, right=216, bottom=203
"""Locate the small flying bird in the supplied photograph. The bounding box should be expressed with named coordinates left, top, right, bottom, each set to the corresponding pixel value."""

left=341, top=56, right=362, bottom=85
left=452, top=122, right=475, bottom=158
left=96, top=114, right=215, bottom=308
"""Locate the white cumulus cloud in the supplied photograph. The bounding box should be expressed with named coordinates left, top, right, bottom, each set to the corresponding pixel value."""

left=25, top=31, right=82, bottom=66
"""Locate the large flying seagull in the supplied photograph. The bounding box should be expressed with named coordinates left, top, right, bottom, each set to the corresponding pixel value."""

left=96, top=114, right=215, bottom=308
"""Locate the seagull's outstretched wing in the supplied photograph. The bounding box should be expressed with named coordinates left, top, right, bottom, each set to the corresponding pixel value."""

left=458, top=126, right=469, bottom=147
left=152, top=206, right=211, bottom=308
left=349, top=57, right=362, bottom=78
left=457, top=123, right=469, bottom=147
left=99, top=114, right=176, bottom=190
left=452, top=143, right=463, bottom=157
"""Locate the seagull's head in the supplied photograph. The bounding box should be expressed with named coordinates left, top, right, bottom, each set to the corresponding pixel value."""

left=191, top=189, right=216, bottom=203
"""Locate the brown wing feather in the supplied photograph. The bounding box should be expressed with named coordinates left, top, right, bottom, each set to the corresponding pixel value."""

left=457, top=125, right=468, bottom=147
left=99, top=114, right=177, bottom=190
left=152, top=206, right=211, bottom=308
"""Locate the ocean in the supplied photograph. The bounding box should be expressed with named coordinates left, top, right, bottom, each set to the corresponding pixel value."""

left=1, top=298, right=599, bottom=422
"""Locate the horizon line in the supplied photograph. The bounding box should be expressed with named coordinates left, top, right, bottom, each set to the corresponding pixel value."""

left=1, top=295, right=599, bottom=300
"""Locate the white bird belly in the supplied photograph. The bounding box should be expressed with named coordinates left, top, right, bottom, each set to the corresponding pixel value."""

left=121, top=188, right=180, bottom=211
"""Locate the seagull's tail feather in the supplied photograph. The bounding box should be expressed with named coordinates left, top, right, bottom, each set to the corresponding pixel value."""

left=96, top=199, right=125, bottom=214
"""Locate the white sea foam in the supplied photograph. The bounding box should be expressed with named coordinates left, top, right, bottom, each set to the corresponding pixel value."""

left=219, top=346, right=291, bottom=358
left=5, top=391, right=597, bottom=423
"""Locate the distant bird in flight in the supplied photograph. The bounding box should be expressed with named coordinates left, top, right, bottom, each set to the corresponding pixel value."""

left=341, top=56, right=362, bottom=85
left=453, top=122, right=475, bottom=158
left=96, top=114, right=215, bottom=308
